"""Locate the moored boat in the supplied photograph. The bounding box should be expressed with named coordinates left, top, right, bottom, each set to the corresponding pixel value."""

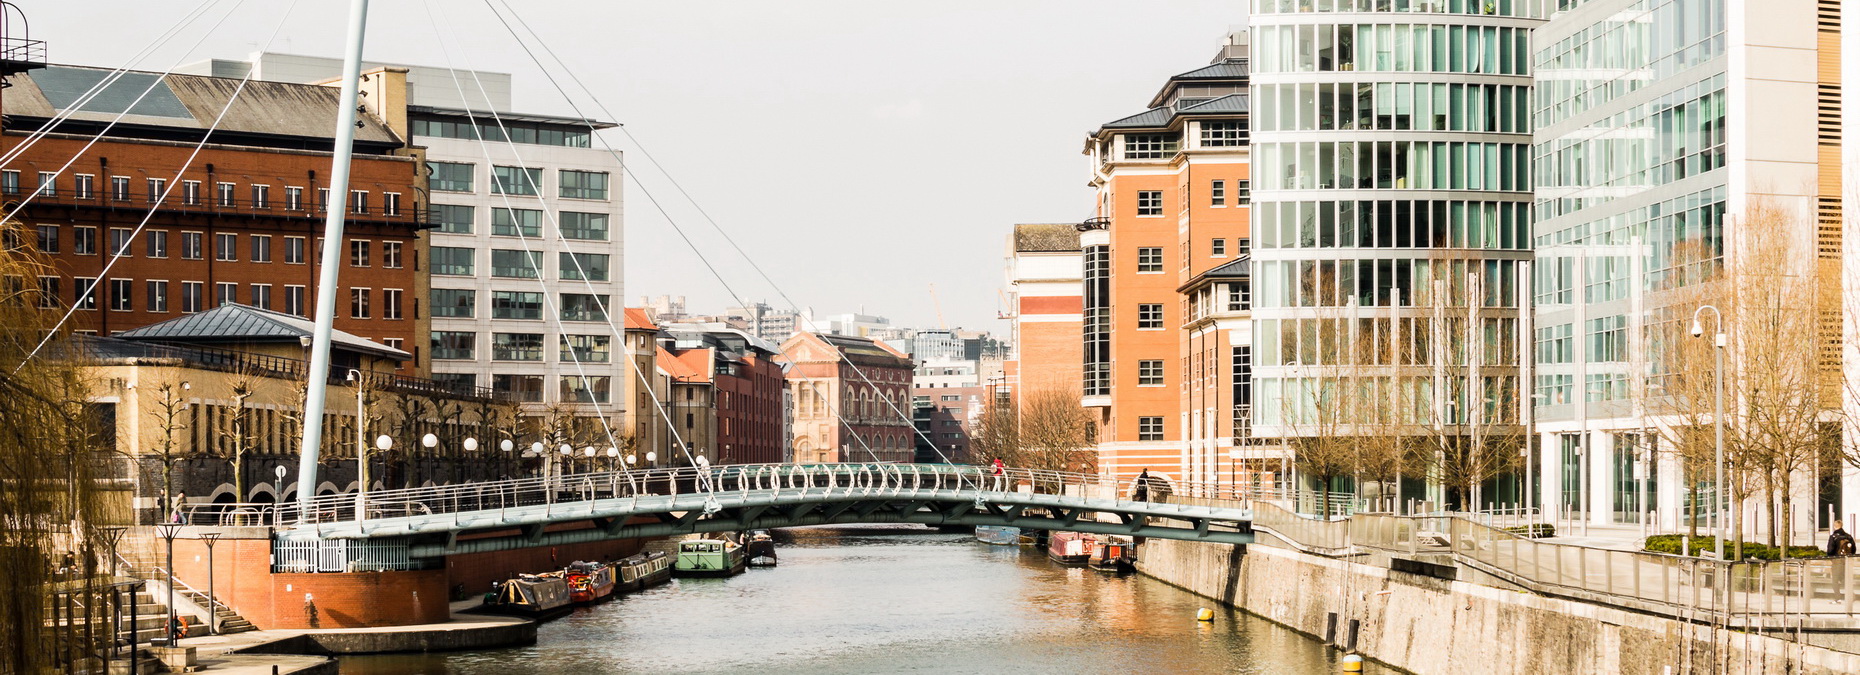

left=1088, top=535, right=1136, bottom=574
left=616, top=550, right=673, bottom=592
left=563, top=560, right=617, bottom=604
left=746, top=530, right=779, bottom=567
left=483, top=573, right=572, bottom=617
left=673, top=538, right=747, bottom=577
left=1047, top=530, right=1091, bottom=566
left=974, top=525, right=1020, bottom=546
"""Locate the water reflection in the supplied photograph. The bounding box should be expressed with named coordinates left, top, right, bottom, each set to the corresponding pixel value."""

left=341, top=525, right=1383, bottom=674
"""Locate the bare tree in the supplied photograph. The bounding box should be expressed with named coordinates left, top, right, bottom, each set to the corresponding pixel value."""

left=972, top=384, right=1094, bottom=492
left=146, top=375, right=192, bottom=521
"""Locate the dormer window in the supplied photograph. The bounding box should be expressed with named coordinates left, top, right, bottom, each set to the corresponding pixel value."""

left=1122, top=133, right=1179, bottom=160
left=1200, top=120, right=1247, bottom=147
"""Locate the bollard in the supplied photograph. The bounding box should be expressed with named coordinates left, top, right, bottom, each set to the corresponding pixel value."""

left=1341, top=654, right=1364, bottom=673
left=1196, top=607, right=1214, bottom=622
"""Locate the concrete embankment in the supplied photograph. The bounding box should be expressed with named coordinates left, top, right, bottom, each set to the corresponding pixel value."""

left=1138, top=537, right=1860, bottom=674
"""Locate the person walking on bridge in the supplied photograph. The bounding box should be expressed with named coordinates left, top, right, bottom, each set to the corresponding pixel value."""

left=1132, top=469, right=1152, bottom=502
left=990, top=458, right=1006, bottom=492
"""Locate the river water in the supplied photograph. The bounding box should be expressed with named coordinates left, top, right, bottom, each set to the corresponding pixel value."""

left=340, top=525, right=1382, bottom=674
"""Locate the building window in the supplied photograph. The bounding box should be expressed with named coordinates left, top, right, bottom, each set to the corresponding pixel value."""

left=430, top=162, right=474, bottom=192
left=215, top=182, right=234, bottom=207
left=250, top=184, right=269, bottom=209
left=349, top=190, right=368, bottom=214
left=350, top=240, right=370, bottom=267
left=434, top=373, right=475, bottom=392
left=382, top=289, right=403, bottom=320
left=35, top=225, right=56, bottom=254
left=74, top=175, right=94, bottom=200
left=560, top=293, right=610, bottom=322
left=216, top=282, right=236, bottom=306
left=432, top=247, right=475, bottom=276
left=560, top=334, right=611, bottom=363
left=1137, top=190, right=1163, bottom=217
left=431, top=288, right=474, bottom=318
left=251, top=283, right=272, bottom=310
left=491, top=208, right=543, bottom=237
left=181, top=281, right=203, bottom=313
left=285, top=186, right=304, bottom=211
left=559, top=252, right=609, bottom=281
left=383, top=192, right=401, bottom=216
left=73, top=227, right=97, bottom=256
left=109, top=228, right=133, bottom=256
left=490, top=249, right=541, bottom=278
left=490, top=291, right=544, bottom=320
left=1211, top=238, right=1226, bottom=257
left=284, top=285, right=305, bottom=316
left=491, top=333, right=544, bottom=361
left=1236, top=180, right=1250, bottom=206
left=559, top=211, right=609, bottom=241
left=1226, top=283, right=1249, bottom=312
left=431, top=331, right=475, bottom=360
left=109, top=279, right=132, bottom=312
left=317, top=188, right=329, bottom=211
left=1123, top=133, right=1179, bottom=160
left=433, top=204, right=474, bottom=234
left=181, top=180, right=200, bottom=205
left=1211, top=179, right=1226, bottom=207
left=1136, top=247, right=1162, bottom=273
left=561, top=376, right=612, bottom=403
left=146, top=280, right=168, bottom=313
left=1138, top=416, right=1164, bottom=441
left=491, top=165, right=542, bottom=196
left=349, top=287, right=370, bottom=318
left=109, top=176, right=130, bottom=201
left=382, top=241, right=402, bottom=269
left=284, top=236, right=305, bottom=264
left=34, top=172, right=54, bottom=198
left=1200, top=120, right=1247, bottom=147
left=143, top=230, right=166, bottom=258
left=1138, top=360, right=1164, bottom=386
left=559, top=170, right=609, bottom=200
left=492, top=374, right=545, bottom=402
left=1137, top=303, right=1163, bottom=329
left=1236, top=237, right=1251, bottom=256
left=36, top=277, right=57, bottom=309
left=72, top=278, right=96, bottom=310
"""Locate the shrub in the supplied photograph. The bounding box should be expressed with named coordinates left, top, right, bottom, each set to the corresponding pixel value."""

left=1503, top=523, right=1556, bottom=539
left=1642, top=535, right=1823, bottom=560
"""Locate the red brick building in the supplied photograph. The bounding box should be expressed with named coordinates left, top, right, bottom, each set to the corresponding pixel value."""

left=1, top=65, right=429, bottom=372
left=781, top=332, right=915, bottom=463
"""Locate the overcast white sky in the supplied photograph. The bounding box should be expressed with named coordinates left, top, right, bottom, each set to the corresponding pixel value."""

left=29, top=1, right=1244, bottom=335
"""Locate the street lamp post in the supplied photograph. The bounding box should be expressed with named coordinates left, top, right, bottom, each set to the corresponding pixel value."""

left=198, top=532, right=221, bottom=635
left=1691, top=305, right=1727, bottom=560
left=422, top=433, right=439, bottom=487
left=154, top=524, right=180, bottom=645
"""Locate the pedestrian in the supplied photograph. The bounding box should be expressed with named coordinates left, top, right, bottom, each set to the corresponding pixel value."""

left=1827, top=520, right=1855, bottom=557
left=169, top=492, right=188, bottom=524
left=1133, top=469, right=1151, bottom=502
left=990, top=457, right=1005, bottom=491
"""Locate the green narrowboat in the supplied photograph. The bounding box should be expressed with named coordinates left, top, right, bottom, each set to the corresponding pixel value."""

left=673, top=538, right=747, bottom=578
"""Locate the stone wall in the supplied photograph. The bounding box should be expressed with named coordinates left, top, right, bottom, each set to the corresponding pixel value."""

left=1138, top=538, right=1860, bottom=674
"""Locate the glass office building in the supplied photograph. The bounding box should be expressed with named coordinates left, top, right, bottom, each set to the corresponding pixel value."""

left=1247, top=0, right=1545, bottom=504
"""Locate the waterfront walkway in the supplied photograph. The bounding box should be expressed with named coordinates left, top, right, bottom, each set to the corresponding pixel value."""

left=171, top=599, right=533, bottom=670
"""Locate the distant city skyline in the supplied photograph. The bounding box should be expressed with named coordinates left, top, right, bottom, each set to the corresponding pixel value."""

left=31, top=1, right=1246, bottom=331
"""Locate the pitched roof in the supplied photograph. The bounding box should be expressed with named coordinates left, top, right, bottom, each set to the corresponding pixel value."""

left=1101, top=106, right=1174, bottom=129
left=782, top=331, right=912, bottom=368
left=623, top=307, right=659, bottom=331
left=3, top=65, right=403, bottom=148
left=657, top=347, right=711, bottom=383
left=1177, top=93, right=1250, bottom=114
left=112, top=303, right=410, bottom=360
left=1176, top=255, right=1251, bottom=293
left=1174, top=60, right=1250, bottom=80
left=1013, top=223, right=1081, bottom=252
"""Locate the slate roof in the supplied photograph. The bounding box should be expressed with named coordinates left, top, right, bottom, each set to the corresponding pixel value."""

left=1178, top=93, right=1250, bottom=114
left=1013, top=223, right=1081, bottom=252
left=1101, top=107, right=1174, bottom=130
left=1176, top=256, right=1251, bottom=293
left=1174, top=60, right=1250, bottom=80
left=112, top=303, right=411, bottom=360
left=3, top=65, right=403, bottom=147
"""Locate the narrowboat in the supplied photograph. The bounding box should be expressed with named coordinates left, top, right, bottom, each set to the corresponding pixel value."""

left=1089, top=535, right=1136, bottom=574
left=483, top=574, right=571, bottom=617
left=1047, top=530, right=1091, bottom=566
left=563, top=560, right=617, bottom=604
left=746, top=530, right=779, bottom=567
left=616, top=550, right=673, bottom=592
left=673, top=538, right=747, bottom=577
left=974, top=525, right=1020, bottom=546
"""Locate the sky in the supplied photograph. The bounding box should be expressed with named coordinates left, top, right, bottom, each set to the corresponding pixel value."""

left=29, top=0, right=1246, bottom=336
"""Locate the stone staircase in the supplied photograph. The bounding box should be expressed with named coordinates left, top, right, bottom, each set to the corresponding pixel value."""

left=41, top=582, right=168, bottom=674
left=116, top=550, right=258, bottom=636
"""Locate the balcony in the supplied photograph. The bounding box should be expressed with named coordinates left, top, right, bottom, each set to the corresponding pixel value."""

left=0, top=4, right=45, bottom=77
left=10, top=187, right=437, bottom=229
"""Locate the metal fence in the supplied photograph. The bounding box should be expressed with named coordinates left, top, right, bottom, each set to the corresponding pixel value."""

left=272, top=537, right=422, bottom=573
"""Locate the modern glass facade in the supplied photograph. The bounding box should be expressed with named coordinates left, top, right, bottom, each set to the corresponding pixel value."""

left=1247, top=1, right=1541, bottom=441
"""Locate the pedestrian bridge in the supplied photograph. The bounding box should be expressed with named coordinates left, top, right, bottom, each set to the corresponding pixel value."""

left=269, top=463, right=1254, bottom=559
